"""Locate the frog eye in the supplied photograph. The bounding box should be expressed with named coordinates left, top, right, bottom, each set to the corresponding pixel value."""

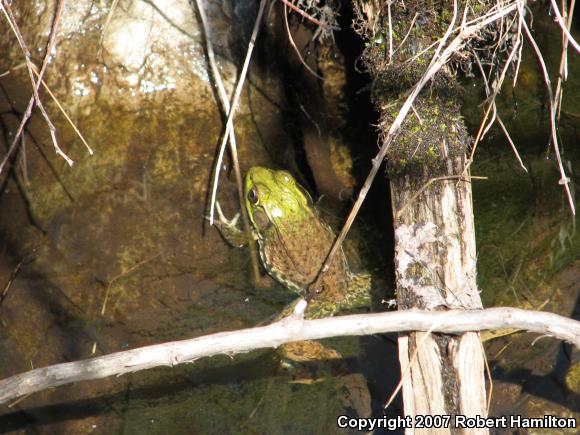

left=247, top=187, right=259, bottom=205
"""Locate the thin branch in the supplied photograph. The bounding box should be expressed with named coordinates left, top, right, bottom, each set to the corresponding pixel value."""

left=553, top=0, right=576, bottom=122
left=0, top=0, right=73, bottom=174
left=98, top=0, right=121, bottom=55
left=393, top=12, right=418, bottom=56
left=284, top=4, right=323, bottom=80
left=496, top=116, right=527, bottom=172
left=30, top=67, right=94, bottom=156
left=471, top=50, right=527, bottom=172
left=481, top=338, right=493, bottom=414
left=387, top=1, right=393, bottom=64
left=512, top=5, right=525, bottom=87
left=0, top=255, right=28, bottom=306
left=0, top=62, right=26, bottom=78
left=208, top=0, right=267, bottom=225
left=466, top=28, right=523, bottom=170
left=549, top=0, right=580, bottom=53
left=1, top=306, right=579, bottom=405
left=100, top=252, right=162, bottom=316
left=522, top=19, right=575, bottom=215
left=402, top=1, right=518, bottom=66
left=277, top=0, right=330, bottom=29
left=195, top=0, right=261, bottom=284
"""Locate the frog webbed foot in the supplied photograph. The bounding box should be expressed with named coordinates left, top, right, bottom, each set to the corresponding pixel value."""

left=212, top=201, right=248, bottom=247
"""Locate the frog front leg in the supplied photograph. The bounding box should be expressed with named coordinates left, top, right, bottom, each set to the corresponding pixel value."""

left=212, top=202, right=256, bottom=248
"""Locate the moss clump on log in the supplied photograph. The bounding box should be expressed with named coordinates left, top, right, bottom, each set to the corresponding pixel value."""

left=376, top=95, right=470, bottom=176
left=352, top=1, right=509, bottom=178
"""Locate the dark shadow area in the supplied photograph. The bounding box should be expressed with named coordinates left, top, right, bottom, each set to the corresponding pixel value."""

left=360, top=333, right=404, bottom=434
left=334, top=0, right=395, bottom=285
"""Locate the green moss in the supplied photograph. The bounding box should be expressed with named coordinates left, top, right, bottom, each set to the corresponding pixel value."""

left=378, top=95, right=469, bottom=177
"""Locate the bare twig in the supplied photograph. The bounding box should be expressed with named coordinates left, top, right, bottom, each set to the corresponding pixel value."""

left=208, top=0, right=267, bottom=225
left=471, top=50, right=527, bottom=172
left=195, top=0, right=261, bottom=284
left=393, top=12, right=418, bottom=56
left=387, top=1, right=393, bottom=64
left=284, top=4, right=323, bottom=80
left=277, top=0, right=330, bottom=29
left=1, top=306, right=579, bottom=405
left=100, top=252, right=162, bottom=316
left=30, top=67, right=94, bottom=156
left=0, top=0, right=73, bottom=174
left=466, top=25, right=523, bottom=170
left=553, top=0, right=576, bottom=122
left=98, top=0, right=121, bottom=54
left=0, top=62, right=26, bottom=78
left=512, top=5, right=525, bottom=87
left=522, top=19, right=575, bottom=215
left=403, top=1, right=517, bottom=66
left=481, top=338, right=493, bottom=414
left=549, top=0, right=580, bottom=53
left=0, top=255, right=29, bottom=306
left=496, top=116, right=527, bottom=172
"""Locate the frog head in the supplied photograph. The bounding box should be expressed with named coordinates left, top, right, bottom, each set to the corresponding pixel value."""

left=244, top=166, right=314, bottom=235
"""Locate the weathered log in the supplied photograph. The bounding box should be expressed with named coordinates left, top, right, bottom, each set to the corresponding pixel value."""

left=349, top=1, right=516, bottom=432
left=391, top=161, right=486, bottom=434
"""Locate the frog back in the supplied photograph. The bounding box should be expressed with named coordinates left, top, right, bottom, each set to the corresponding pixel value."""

left=258, top=212, right=350, bottom=300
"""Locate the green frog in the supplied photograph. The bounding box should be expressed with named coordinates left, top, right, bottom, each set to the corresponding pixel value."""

left=215, top=166, right=370, bottom=319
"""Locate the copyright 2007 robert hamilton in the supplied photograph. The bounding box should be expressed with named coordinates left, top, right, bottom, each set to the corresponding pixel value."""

left=337, top=414, right=577, bottom=432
